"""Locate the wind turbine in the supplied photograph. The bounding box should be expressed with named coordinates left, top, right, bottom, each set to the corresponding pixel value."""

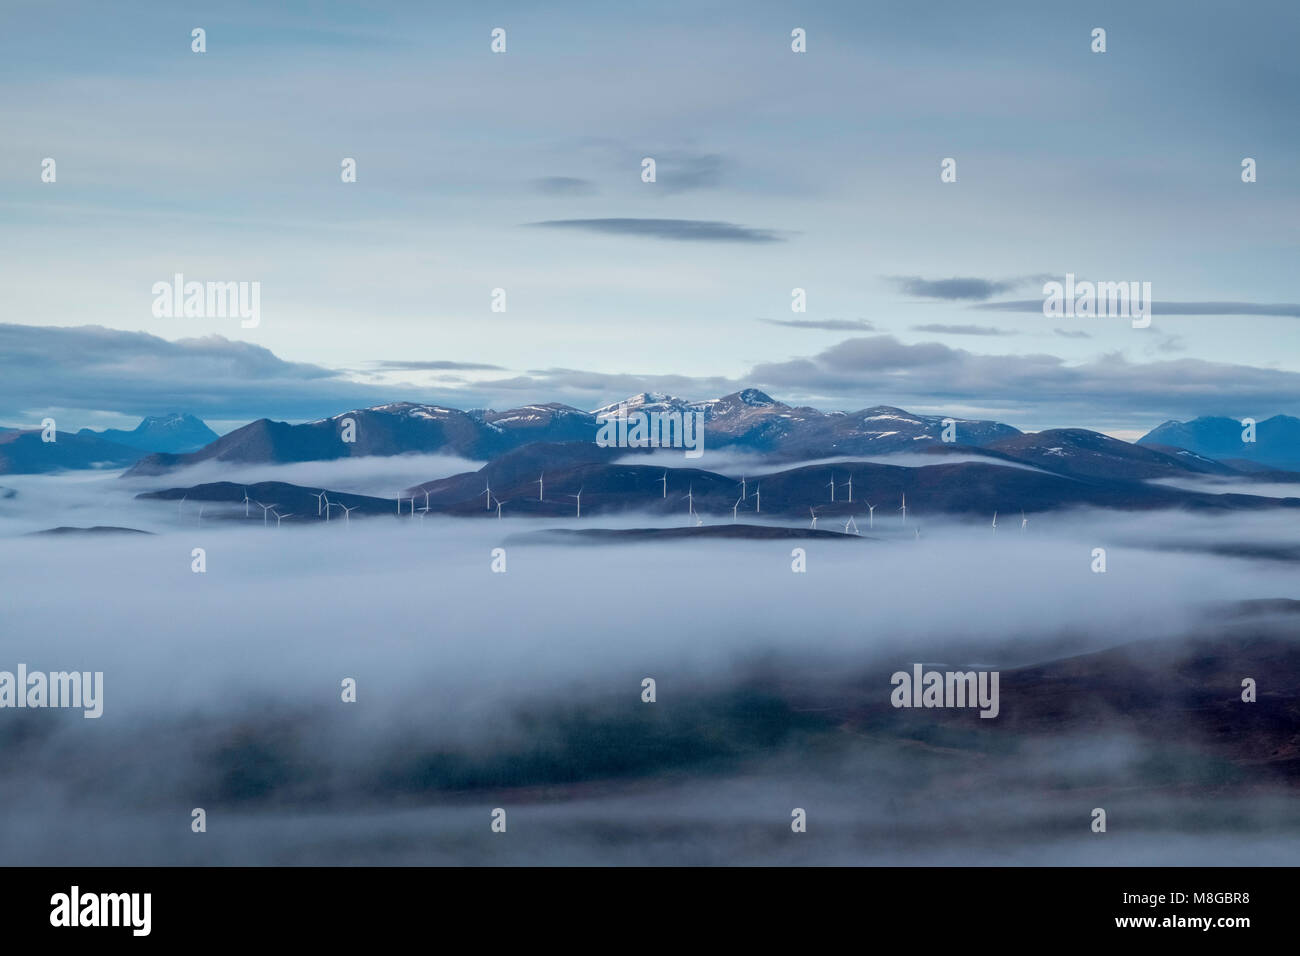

left=659, top=472, right=667, bottom=499
left=312, top=491, right=327, bottom=517
left=992, top=511, right=998, bottom=531
left=1021, top=511, right=1029, bottom=531
left=732, top=496, right=742, bottom=522
left=423, top=489, right=431, bottom=511
left=827, top=474, right=836, bottom=502
left=899, top=493, right=907, bottom=526
left=242, top=488, right=251, bottom=518
left=495, top=498, right=509, bottom=519
left=739, top=474, right=747, bottom=499
left=340, top=503, right=357, bottom=525
left=483, top=481, right=492, bottom=511
left=258, top=502, right=277, bottom=526
left=841, top=475, right=854, bottom=502
left=396, top=497, right=404, bottom=515
left=865, top=500, right=875, bottom=529
left=809, top=506, right=819, bottom=530
left=681, top=484, right=695, bottom=521
left=844, top=514, right=859, bottom=534
left=272, top=510, right=293, bottom=528
left=568, top=487, right=583, bottom=518
left=753, top=485, right=761, bottom=513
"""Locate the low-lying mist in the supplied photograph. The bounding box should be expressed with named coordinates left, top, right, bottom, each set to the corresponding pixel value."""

left=1, top=470, right=1298, bottom=864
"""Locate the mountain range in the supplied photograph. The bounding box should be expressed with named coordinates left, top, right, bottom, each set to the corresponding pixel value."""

left=0, top=413, right=220, bottom=475
left=1139, top=415, right=1300, bottom=471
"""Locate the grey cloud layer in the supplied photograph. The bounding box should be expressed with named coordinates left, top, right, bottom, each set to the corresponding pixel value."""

left=978, top=300, right=1300, bottom=318
left=0, top=324, right=404, bottom=423
left=526, top=218, right=785, bottom=242
left=5, top=324, right=1299, bottom=432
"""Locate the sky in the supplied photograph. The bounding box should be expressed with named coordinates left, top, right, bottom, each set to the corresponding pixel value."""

left=2, top=0, right=1297, bottom=437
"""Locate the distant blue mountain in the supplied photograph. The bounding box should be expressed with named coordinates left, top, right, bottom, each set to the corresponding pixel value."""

left=1138, top=415, right=1300, bottom=471
left=79, top=413, right=218, bottom=454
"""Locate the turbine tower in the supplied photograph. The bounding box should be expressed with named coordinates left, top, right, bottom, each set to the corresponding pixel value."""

left=568, top=487, right=583, bottom=518
left=659, top=471, right=667, bottom=499
left=809, top=506, right=819, bottom=530
left=732, top=496, right=742, bottom=522
left=827, top=474, right=836, bottom=502
left=495, top=498, right=509, bottom=519
left=865, top=500, right=875, bottom=529
left=242, top=488, right=251, bottom=518
left=536, top=472, right=544, bottom=501
left=900, top=493, right=907, bottom=526
left=483, top=481, right=492, bottom=511
left=273, top=510, right=293, bottom=528
left=841, top=475, right=854, bottom=502
left=340, top=504, right=357, bottom=525
left=739, top=474, right=747, bottom=499
left=754, top=485, right=761, bottom=513
left=258, top=502, right=277, bottom=526
left=312, top=491, right=327, bottom=517
left=681, top=484, right=695, bottom=522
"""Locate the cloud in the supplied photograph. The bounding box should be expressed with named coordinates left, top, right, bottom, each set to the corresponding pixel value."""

left=890, top=276, right=1018, bottom=301
left=744, top=335, right=1300, bottom=425
left=648, top=151, right=726, bottom=192
left=978, top=300, right=1300, bottom=318
left=371, top=360, right=506, bottom=372
left=525, top=218, right=785, bottom=243
left=910, top=324, right=1017, bottom=336
left=0, top=324, right=411, bottom=425
left=1054, top=329, right=1092, bottom=339
left=532, top=176, right=596, bottom=196
left=761, top=319, right=876, bottom=331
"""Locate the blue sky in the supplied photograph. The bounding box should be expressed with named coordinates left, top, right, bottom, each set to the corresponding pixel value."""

left=1, top=0, right=1297, bottom=436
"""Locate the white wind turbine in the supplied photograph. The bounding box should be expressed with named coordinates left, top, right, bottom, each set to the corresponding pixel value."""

left=340, top=503, right=357, bottom=525
left=841, top=474, right=854, bottom=502
left=272, top=510, right=292, bottom=528
left=1021, top=510, right=1029, bottom=531
left=992, top=511, right=998, bottom=531
left=312, top=491, right=327, bottom=517
left=865, top=500, right=875, bottom=529
left=495, top=498, right=509, bottom=519
left=482, top=481, right=492, bottom=511
left=732, top=496, right=742, bottom=522
left=568, top=487, right=583, bottom=518
left=242, top=488, right=251, bottom=518
left=258, top=502, right=277, bottom=526
left=396, top=496, right=405, bottom=515
left=739, top=474, right=747, bottom=499
left=753, top=484, right=761, bottom=513
left=536, top=472, right=544, bottom=501
left=659, top=471, right=667, bottom=499
left=844, top=514, right=859, bottom=535
left=827, top=474, right=836, bottom=502
left=899, top=492, right=907, bottom=526
left=809, top=506, right=819, bottom=530
left=681, top=484, right=695, bottom=522
left=423, top=489, right=431, bottom=511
